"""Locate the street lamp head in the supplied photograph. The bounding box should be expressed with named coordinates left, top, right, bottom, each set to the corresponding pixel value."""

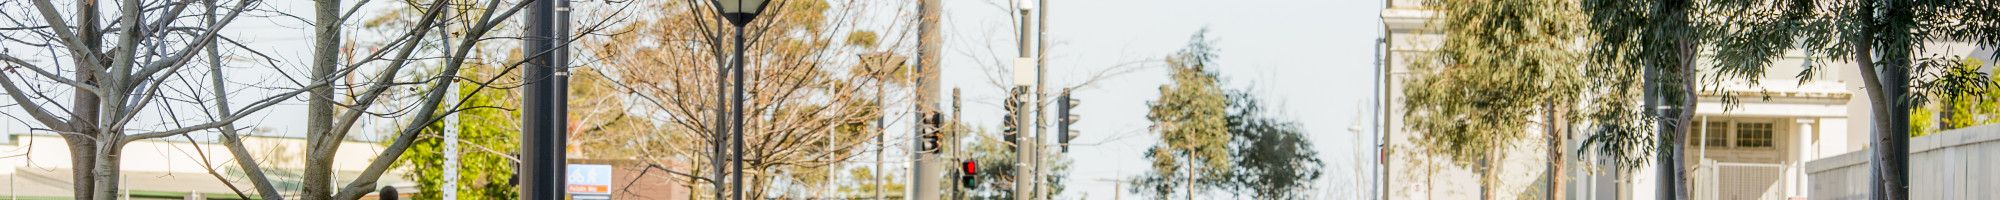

left=711, top=0, right=773, bottom=26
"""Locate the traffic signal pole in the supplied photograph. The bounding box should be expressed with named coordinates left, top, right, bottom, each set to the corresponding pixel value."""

left=951, top=88, right=964, bottom=199
left=911, top=0, right=944, bottom=198
left=552, top=0, right=574, bottom=197
left=520, top=0, right=568, bottom=198
left=1012, top=1, right=1035, bottom=199
left=1031, top=0, right=1049, bottom=198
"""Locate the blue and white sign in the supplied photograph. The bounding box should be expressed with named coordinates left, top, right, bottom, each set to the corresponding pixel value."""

left=567, top=164, right=614, bottom=196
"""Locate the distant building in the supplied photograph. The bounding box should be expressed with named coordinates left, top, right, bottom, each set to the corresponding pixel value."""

left=566, top=159, right=694, bottom=200
left=1376, top=0, right=1991, bottom=199
left=0, top=133, right=705, bottom=200
left=0, top=133, right=414, bottom=199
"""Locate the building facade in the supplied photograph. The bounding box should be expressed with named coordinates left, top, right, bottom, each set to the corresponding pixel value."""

left=1376, top=1, right=1988, bottom=199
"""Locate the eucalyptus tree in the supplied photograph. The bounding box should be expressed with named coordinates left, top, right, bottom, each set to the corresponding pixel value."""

left=1579, top=0, right=2000, bottom=199
left=1576, top=0, right=1703, bottom=198
left=1136, top=30, right=1232, bottom=200
left=1401, top=0, right=1583, bottom=199
left=1698, top=0, right=2000, bottom=198
left=1221, top=90, right=1323, bottom=200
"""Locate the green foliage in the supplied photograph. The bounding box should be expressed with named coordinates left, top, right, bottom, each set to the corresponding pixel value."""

left=1911, top=58, right=1997, bottom=136
left=1134, top=30, right=1323, bottom=199
left=1405, top=0, right=1585, bottom=169
left=396, top=65, right=519, bottom=199
left=1136, top=29, right=1233, bottom=199
left=1581, top=0, right=2000, bottom=197
left=1577, top=0, right=1696, bottom=172
left=835, top=167, right=907, bottom=198
left=1220, top=91, right=1323, bottom=200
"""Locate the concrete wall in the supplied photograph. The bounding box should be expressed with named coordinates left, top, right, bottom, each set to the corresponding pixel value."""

left=1807, top=124, right=2000, bottom=200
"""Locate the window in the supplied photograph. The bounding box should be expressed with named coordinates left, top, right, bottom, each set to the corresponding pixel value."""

left=1736, top=122, right=1774, bottom=148
left=1698, top=121, right=1727, bottom=147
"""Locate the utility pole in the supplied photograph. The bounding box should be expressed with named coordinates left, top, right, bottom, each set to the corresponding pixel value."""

left=1091, top=178, right=1121, bottom=200
left=1031, top=0, right=1049, bottom=199
left=950, top=88, right=963, bottom=199
left=519, top=0, right=567, bottom=198
left=910, top=0, right=944, bottom=198
left=1011, top=0, right=1035, bottom=199
left=1374, top=38, right=1391, bottom=200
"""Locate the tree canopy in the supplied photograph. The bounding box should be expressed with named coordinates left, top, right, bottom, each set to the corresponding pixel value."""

left=1134, top=30, right=1322, bottom=200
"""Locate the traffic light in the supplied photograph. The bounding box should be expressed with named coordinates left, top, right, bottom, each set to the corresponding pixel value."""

left=960, top=160, right=978, bottom=188
left=1001, top=87, right=1024, bottom=146
left=1057, top=89, right=1080, bottom=152
left=919, top=111, right=942, bottom=153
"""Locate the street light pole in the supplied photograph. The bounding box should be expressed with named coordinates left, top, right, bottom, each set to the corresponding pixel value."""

left=729, top=24, right=748, bottom=200
left=711, top=1, right=770, bottom=200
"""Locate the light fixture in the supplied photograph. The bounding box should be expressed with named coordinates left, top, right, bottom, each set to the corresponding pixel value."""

left=712, top=0, right=773, bottom=26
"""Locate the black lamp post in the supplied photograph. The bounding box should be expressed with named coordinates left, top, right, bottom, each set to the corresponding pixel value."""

left=708, top=1, right=769, bottom=200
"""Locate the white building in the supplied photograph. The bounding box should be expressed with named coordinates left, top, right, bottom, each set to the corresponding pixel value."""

left=1377, top=0, right=1992, bottom=199
left=0, top=133, right=413, bottom=199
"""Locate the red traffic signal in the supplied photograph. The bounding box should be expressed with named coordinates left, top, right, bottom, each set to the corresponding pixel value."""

left=961, top=160, right=978, bottom=174
left=959, top=160, right=979, bottom=189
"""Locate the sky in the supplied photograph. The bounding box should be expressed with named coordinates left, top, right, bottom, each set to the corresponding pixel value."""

left=0, top=0, right=1390, bottom=198
left=930, top=0, right=1387, bottom=198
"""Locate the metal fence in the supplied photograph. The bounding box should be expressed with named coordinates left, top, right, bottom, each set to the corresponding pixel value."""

left=1691, top=160, right=1786, bottom=200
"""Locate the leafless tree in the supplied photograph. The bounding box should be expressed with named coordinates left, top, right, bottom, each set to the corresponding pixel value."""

left=581, top=0, right=924, bottom=198
left=0, top=0, right=626, bottom=199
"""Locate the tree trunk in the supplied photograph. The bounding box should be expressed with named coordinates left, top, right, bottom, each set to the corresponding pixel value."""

left=304, top=0, right=342, bottom=199
left=1647, top=0, right=1697, bottom=199
left=1186, top=156, right=1195, bottom=200
left=1671, top=42, right=1699, bottom=200
left=1546, top=102, right=1566, bottom=200
left=69, top=0, right=104, bottom=198
left=1870, top=0, right=1915, bottom=198
left=89, top=141, right=123, bottom=200
left=1426, top=158, right=1434, bottom=199
left=66, top=137, right=98, bottom=200
left=1480, top=151, right=1500, bottom=200
left=1939, top=91, right=1956, bottom=131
